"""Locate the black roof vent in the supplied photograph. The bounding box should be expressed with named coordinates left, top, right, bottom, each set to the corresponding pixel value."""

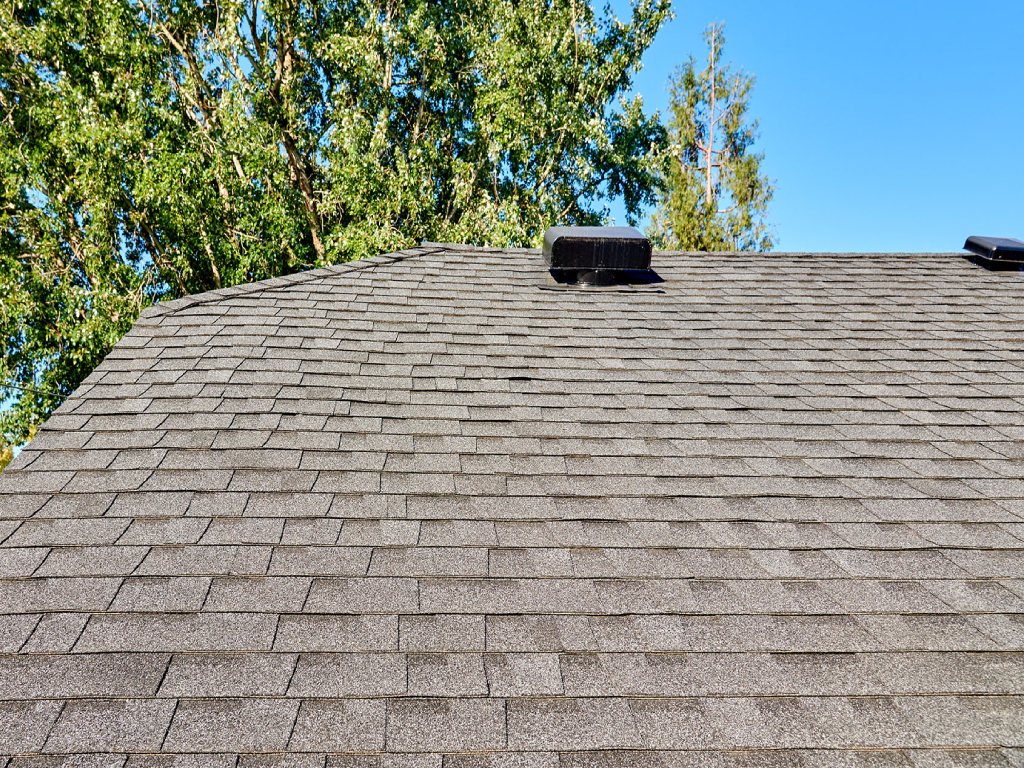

left=964, top=236, right=1024, bottom=271
left=543, top=226, right=652, bottom=285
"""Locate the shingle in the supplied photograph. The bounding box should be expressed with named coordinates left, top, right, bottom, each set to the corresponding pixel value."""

left=6, top=518, right=130, bottom=546
left=201, top=517, right=285, bottom=544
left=245, top=492, right=334, bottom=517
left=44, top=698, right=176, bottom=753
left=107, top=492, right=194, bottom=517
left=34, top=545, right=149, bottom=576
left=894, top=696, right=1024, bottom=748
left=20, top=612, right=89, bottom=652
left=386, top=699, right=506, bottom=751
left=0, top=700, right=65, bottom=752
left=825, top=550, right=969, bottom=579
left=857, top=614, right=998, bottom=651
left=486, top=615, right=599, bottom=652
left=281, top=517, right=343, bottom=544
left=289, top=699, right=385, bottom=752
left=136, top=544, right=272, bottom=575
left=304, top=577, right=418, bottom=613
left=204, top=576, right=310, bottom=611
left=337, top=519, right=420, bottom=546
left=10, top=755, right=131, bottom=768
left=0, top=576, right=121, bottom=612
left=484, top=652, right=564, bottom=696
left=0, top=653, right=169, bottom=698
left=163, top=698, right=300, bottom=752
left=274, top=614, right=398, bottom=651
left=158, top=652, right=296, bottom=696
left=240, top=757, right=325, bottom=768
left=75, top=612, right=277, bottom=652
left=0, top=470, right=74, bottom=494
left=0, top=493, right=51, bottom=518
left=0, top=547, right=50, bottom=577
left=62, top=469, right=153, bottom=493
left=329, top=493, right=407, bottom=519
left=288, top=652, right=407, bottom=696
left=268, top=545, right=372, bottom=575
left=370, top=546, right=488, bottom=576
left=819, top=580, right=953, bottom=613
left=968, top=612, right=1024, bottom=648
left=34, top=493, right=115, bottom=517
left=407, top=653, right=487, bottom=696
left=117, top=517, right=210, bottom=545
left=445, top=757, right=556, bottom=768
left=629, top=698, right=723, bottom=750
left=108, top=576, right=212, bottom=611
left=0, top=608, right=38, bottom=650
left=187, top=491, right=250, bottom=516
left=399, top=614, right=485, bottom=651
left=507, top=698, right=641, bottom=750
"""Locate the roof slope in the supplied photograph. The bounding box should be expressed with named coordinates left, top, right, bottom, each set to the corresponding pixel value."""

left=1, top=245, right=1023, bottom=765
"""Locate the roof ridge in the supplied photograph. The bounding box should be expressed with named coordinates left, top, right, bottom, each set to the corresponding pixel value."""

left=137, top=245, right=445, bottom=322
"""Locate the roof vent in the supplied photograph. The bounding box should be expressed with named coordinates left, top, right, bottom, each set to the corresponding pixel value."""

left=543, top=226, right=652, bottom=286
left=964, top=236, right=1024, bottom=271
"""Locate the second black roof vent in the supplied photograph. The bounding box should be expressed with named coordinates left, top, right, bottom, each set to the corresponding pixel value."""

left=543, top=226, right=652, bottom=285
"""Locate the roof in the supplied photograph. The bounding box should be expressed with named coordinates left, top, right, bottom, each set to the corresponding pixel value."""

left=1, top=244, right=1023, bottom=765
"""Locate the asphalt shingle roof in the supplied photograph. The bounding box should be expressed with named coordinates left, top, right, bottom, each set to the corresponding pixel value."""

left=1, top=244, right=1023, bottom=765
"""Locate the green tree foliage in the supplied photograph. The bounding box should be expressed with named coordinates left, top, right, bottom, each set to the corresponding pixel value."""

left=649, top=22, right=773, bottom=252
left=0, top=0, right=670, bottom=451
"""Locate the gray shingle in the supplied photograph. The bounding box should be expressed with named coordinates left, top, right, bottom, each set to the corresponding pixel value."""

left=304, top=577, right=418, bottom=613
left=108, top=576, right=211, bottom=611
left=19, top=612, right=87, bottom=653
left=336, top=519, right=420, bottom=546
left=163, top=698, right=300, bottom=752
left=287, top=652, right=406, bottom=696
left=204, top=576, right=310, bottom=611
left=6, top=518, right=130, bottom=547
left=484, top=652, right=564, bottom=697
left=289, top=699, right=385, bottom=752
left=136, top=545, right=272, bottom=576
left=399, top=614, right=485, bottom=651
left=34, top=545, right=149, bottom=576
left=75, top=612, right=277, bottom=652
left=507, top=698, right=641, bottom=750
left=44, top=698, right=176, bottom=753
left=386, top=699, right=506, bottom=751
left=201, top=517, right=285, bottom=544
left=0, top=700, right=64, bottom=752
left=158, top=652, right=296, bottom=696
left=407, top=652, right=487, bottom=696
left=0, top=614, right=38, bottom=653
left=0, top=547, right=50, bottom=577
left=274, top=614, right=398, bottom=651
left=34, top=492, right=115, bottom=517
left=268, top=546, right=372, bottom=575
left=108, top=492, right=194, bottom=517
left=0, top=653, right=169, bottom=698
left=0, top=577, right=121, bottom=612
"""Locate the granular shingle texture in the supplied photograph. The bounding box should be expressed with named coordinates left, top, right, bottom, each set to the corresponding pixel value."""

left=2, top=244, right=1023, bottom=764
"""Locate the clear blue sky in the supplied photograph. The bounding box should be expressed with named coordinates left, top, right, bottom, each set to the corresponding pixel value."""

left=608, top=0, right=1024, bottom=252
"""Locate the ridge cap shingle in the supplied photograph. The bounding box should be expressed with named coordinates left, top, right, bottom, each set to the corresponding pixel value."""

left=137, top=245, right=445, bottom=322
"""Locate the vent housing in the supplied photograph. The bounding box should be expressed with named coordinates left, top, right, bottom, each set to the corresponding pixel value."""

left=543, top=226, right=652, bottom=285
left=964, top=236, right=1024, bottom=271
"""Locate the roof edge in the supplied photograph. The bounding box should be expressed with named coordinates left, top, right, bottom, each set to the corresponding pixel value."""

left=137, top=245, right=445, bottom=323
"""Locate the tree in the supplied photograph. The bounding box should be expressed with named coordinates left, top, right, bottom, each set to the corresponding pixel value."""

left=0, top=0, right=671, bottom=453
left=648, top=22, right=773, bottom=252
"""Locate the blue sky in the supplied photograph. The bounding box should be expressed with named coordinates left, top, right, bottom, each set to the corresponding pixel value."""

left=608, top=0, right=1024, bottom=252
